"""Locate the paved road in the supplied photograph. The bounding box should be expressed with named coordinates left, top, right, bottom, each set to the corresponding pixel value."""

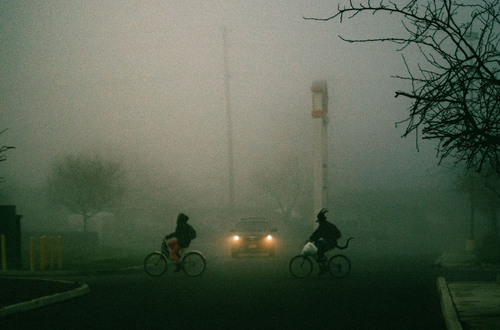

left=1, top=253, right=447, bottom=330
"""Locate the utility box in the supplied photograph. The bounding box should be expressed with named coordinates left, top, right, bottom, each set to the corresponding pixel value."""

left=0, top=205, right=22, bottom=269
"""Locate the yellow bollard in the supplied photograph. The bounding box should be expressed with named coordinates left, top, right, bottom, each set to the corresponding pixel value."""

left=57, top=236, right=63, bottom=269
left=1, top=234, right=6, bottom=271
left=30, top=237, right=35, bottom=272
left=40, top=236, right=47, bottom=271
left=48, top=236, right=55, bottom=270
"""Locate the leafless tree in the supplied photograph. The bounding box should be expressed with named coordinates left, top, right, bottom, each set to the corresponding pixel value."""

left=48, top=154, right=125, bottom=232
left=0, top=129, right=15, bottom=183
left=305, top=0, right=500, bottom=174
left=0, top=129, right=15, bottom=163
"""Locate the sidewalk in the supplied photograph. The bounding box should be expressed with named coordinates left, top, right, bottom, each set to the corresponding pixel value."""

left=436, top=252, right=500, bottom=330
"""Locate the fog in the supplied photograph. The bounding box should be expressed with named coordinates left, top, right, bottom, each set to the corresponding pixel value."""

left=0, top=1, right=474, bottom=255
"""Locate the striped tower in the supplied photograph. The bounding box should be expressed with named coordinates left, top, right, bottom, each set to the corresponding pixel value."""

left=311, top=80, right=329, bottom=220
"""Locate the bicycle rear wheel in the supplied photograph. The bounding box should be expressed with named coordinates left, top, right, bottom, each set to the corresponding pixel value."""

left=328, top=254, right=351, bottom=278
left=144, top=252, right=168, bottom=276
left=289, top=255, right=313, bottom=278
left=182, top=251, right=206, bottom=276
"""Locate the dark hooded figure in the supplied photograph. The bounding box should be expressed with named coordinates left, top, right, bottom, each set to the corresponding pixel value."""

left=164, top=213, right=197, bottom=272
left=308, top=208, right=341, bottom=275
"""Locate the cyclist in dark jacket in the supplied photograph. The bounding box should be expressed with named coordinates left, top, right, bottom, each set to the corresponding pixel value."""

left=164, top=213, right=197, bottom=272
left=308, top=208, right=341, bottom=275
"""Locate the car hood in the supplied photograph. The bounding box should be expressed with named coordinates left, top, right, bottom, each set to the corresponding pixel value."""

left=235, top=230, right=270, bottom=235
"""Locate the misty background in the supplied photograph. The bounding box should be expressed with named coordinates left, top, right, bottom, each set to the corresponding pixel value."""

left=0, top=1, right=476, bottom=255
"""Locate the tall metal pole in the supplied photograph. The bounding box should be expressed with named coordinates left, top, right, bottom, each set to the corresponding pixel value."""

left=311, top=81, right=329, bottom=220
left=223, top=26, right=235, bottom=214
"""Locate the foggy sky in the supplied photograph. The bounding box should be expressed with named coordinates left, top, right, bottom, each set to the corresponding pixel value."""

left=1, top=1, right=447, bottom=209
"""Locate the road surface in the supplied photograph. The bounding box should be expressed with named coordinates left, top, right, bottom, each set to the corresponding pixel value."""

left=1, top=253, right=447, bottom=330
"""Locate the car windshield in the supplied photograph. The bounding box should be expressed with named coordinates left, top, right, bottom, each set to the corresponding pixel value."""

left=235, top=221, right=270, bottom=232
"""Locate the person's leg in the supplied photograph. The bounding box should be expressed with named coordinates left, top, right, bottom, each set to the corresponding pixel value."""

left=315, top=240, right=329, bottom=275
left=314, top=240, right=327, bottom=262
left=167, top=239, right=180, bottom=263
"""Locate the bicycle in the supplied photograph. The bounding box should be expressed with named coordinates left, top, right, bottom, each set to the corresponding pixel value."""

left=144, top=239, right=206, bottom=277
left=289, top=237, right=354, bottom=278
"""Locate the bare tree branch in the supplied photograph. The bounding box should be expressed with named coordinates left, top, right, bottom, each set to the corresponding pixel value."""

left=305, top=0, right=500, bottom=174
left=0, top=129, right=15, bottom=163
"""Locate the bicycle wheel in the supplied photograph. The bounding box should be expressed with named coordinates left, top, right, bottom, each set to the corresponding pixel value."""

left=182, top=251, right=206, bottom=276
left=328, top=254, right=351, bottom=278
left=289, top=255, right=313, bottom=278
left=144, top=252, right=168, bottom=276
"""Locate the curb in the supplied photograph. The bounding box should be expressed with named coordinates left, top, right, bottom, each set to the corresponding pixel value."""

left=0, top=279, right=90, bottom=318
left=436, top=277, right=462, bottom=330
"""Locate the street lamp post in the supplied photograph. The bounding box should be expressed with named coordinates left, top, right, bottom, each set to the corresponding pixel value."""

left=223, top=26, right=235, bottom=215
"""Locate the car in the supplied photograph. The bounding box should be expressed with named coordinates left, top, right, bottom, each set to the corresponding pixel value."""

left=229, top=218, right=277, bottom=257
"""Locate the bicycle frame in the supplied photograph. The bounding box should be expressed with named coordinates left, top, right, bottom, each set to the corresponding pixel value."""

left=145, top=240, right=206, bottom=277
left=289, top=237, right=354, bottom=278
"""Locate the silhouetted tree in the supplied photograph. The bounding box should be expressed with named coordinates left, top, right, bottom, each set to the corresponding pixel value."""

left=48, top=154, right=125, bottom=232
left=305, top=0, right=500, bottom=174
left=0, top=129, right=15, bottom=183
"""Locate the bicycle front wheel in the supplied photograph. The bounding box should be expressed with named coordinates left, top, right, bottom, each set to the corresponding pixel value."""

left=182, top=251, right=206, bottom=276
left=328, top=254, right=351, bottom=278
left=289, top=255, right=313, bottom=278
left=144, top=252, right=168, bottom=276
